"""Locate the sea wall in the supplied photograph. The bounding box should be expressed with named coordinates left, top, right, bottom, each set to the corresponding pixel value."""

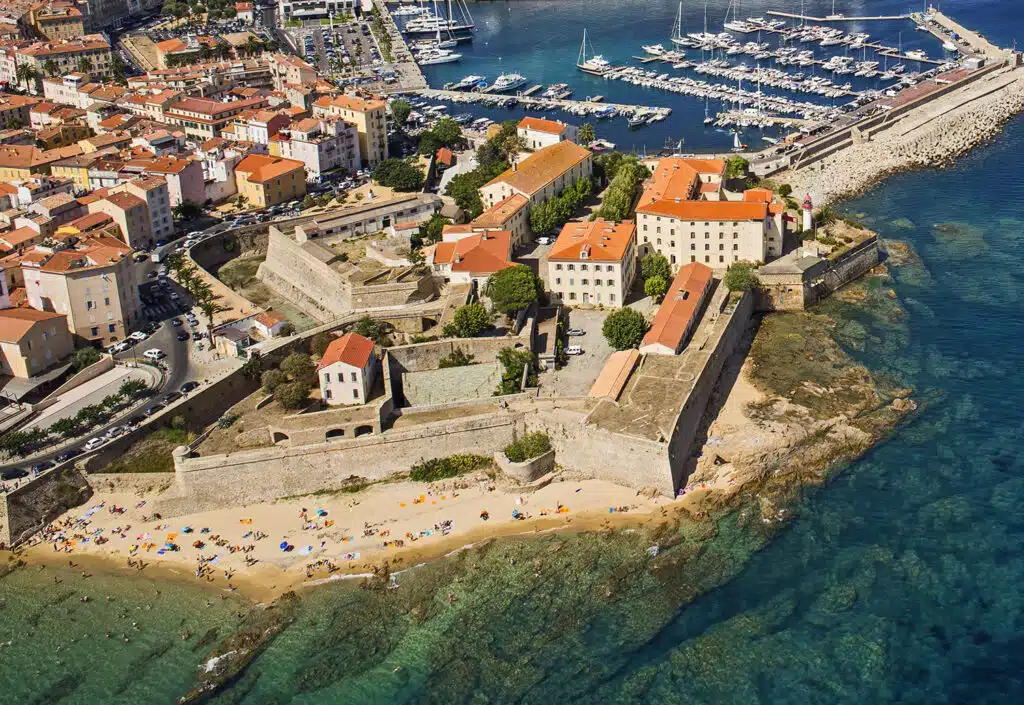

left=0, top=467, right=91, bottom=548
left=161, top=413, right=519, bottom=515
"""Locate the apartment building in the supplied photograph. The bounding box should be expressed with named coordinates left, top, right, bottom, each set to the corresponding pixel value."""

left=163, top=96, right=269, bottom=141
left=87, top=191, right=151, bottom=249
left=268, top=116, right=360, bottom=179
left=233, top=109, right=291, bottom=146
left=479, top=140, right=593, bottom=211
left=517, top=116, right=579, bottom=150
left=278, top=0, right=359, bottom=25
left=547, top=218, right=636, bottom=307
left=317, top=332, right=377, bottom=407
left=234, top=153, right=306, bottom=208
left=635, top=157, right=781, bottom=270
left=0, top=144, right=51, bottom=181
left=0, top=307, right=73, bottom=378
left=109, top=175, right=173, bottom=244
left=312, top=94, right=388, bottom=168
left=469, top=193, right=529, bottom=247
left=126, top=155, right=206, bottom=207
left=268, top=52, right=318, bottom=91
left=15, top=34, right=113, bottom=82
left=20, top=235, right=142, bottom=344
left=31, top=5, right=84, bottom=41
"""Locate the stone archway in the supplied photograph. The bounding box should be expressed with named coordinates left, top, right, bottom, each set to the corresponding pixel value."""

left=354, top=425, right=373, bottom=437
left=326, top=428, right=346, bottom=440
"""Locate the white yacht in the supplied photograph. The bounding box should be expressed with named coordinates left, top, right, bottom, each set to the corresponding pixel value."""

left=643, top=43, right=666, bottom=56
left=489, top=72, right=527, bottom=92
left=577, top=29, right=612, bottom=75
left=417, top=48, right=461, bottom=65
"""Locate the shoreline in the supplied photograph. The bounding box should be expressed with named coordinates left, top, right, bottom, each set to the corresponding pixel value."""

left=779, top=66, right=1024, bottom=206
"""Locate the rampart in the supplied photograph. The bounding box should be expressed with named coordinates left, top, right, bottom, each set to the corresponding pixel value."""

left=0, top=467, right=91, bottom=548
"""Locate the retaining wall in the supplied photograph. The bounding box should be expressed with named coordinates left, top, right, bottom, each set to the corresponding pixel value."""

left=494, top=448, right=554, bottom=483
left=162, top=413, right=519, bottom=515
left=0, top=467, right=91, bottom=548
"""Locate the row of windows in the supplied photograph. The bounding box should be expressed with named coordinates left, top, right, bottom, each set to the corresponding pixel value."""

left=644, top=225, right=740, bottom=238
left=554, top=278, right=617, bottom=287
left=89, top=323, right=118, bottom=337
left=553, top=263, right=616, bottom=272
left=324, top=388, right=360, bottom=400
left=566, top=292, right=615, bottom=302
left=651, top=217, right=740, bottom=227
left=323, top=372, right=358, bottom=384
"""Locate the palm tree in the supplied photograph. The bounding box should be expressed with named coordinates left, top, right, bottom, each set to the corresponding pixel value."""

left=15, top=64, right=38, bottom=92
left=197, top=295, right=221, bottom=339
left=578, top=123, right=596, bottom=145
left=199, top=44, right=214, bottom=62
left=244, top=36, right=263, bottom=57
left=42, top=59, right=59, bottom=77
left=215, top=41, right=231, bottom=61
left=110, top=55, right=126, bottom=84
left=76, top=57, right=94, bottom=74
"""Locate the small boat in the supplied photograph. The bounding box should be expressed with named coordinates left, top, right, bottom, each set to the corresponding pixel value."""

left=489, top=72, right=528, bottom=92
left=627, top=112, right=648, bottom=128
left=642, top=43, right=666, bottom=56
left=731, top=131, right=746, bottom=151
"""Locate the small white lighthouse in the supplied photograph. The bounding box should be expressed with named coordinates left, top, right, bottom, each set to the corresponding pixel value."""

left=802, top=193, right=814, bottom=232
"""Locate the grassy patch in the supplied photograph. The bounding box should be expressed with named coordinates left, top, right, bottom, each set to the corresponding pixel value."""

left=97, top=428, right=192, bottom=474
left=503, top=432, right=551, bottom=463
left=409, top=454, right=491, bottom=482
left=218, top=255, right=264, bottom=290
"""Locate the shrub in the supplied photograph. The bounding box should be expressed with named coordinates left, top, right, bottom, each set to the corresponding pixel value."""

left=171, top=415, right=188, bottom=430
left=280, top=352, right=315, bottom=385
left=371, top=158, right=424, bottom=192
left=409, top=454, right=491, bottom=482
left=503, top=432, right=551, bottom=463
left=71, top=347, right=102, bottom=371
left=309, top=332, right=335, bottom=358
left=445, top=302, right=490, bottom=338
left=496, top=347, right=535, bottom=395
left=485, top=265, right=541, bottom=317
left=724, top=261, right=761, bottom=292
left=602, top=308, right=648, bottom=350
left=275, top=381, right=311, bottom=409
left=438, top=348, right=474, bottom=368
left=778, top=183, right=793, bottom=197
left=353, top=317, right=390, bottom=346
left=261, top=369, right=288, bottom=393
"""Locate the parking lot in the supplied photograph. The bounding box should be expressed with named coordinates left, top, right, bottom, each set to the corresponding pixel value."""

left=537, top=308, right=615, bottom=398
left=282, top=18, right=384, bottom=77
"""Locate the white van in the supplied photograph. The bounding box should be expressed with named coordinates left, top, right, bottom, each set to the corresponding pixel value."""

left=143, top=348, right=165, bottom=360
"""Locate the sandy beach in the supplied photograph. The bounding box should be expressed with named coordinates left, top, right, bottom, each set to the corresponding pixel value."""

left=14, top=473, right=738, bottom=602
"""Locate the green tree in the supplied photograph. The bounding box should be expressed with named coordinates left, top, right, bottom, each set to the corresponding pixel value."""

left=602, top=307, right=648, bottom=350
left=725, top=156, right=749, bottom=179
left=76, top=404, right=106, bottom=427
left=49, top=417, right=81, bottom=439
left=390, top=98, right=411, bottom=127
left=594, top=158, right=649, bottom=222
left=241, top=350, right=263, bottom=380
left=172, top=200, right=201, bottom=221
left=724, top=261, right=761, bottom=292
left=418, top=117, right=465, bottom=155
left=215, top=40, right=232, bottom=60
left=485, top=265, right=540, bottom=317
left=644, top=275, right=668, bottom=300
left=261, top=369, right=288, bottom=394
left=15, top=64, right=38, bottom=92
left=529, top=200, right=558, bottom=236
left=640, top=252, right=671, bottom=283
left=438, top=348, right=474, bottom=368
left=303, top=194, right=317, bottom=209
left=101, top=393, right=123, bottom=410
left=496, top=347, right=535, bottom=395
left=444, top=302, right=490, bottom=338
left=578, top=122, right=596, bottom=145
left=71, top=347, right=101, bottom=371
left=778, top=183, right=793, bottom=198
left=42, top=59, right=59, bottom=77
left=234, top=194, right=249, bottom=210
left=372, top=158, right=424, bottom=192
left=76, top=57, right=94, bottom=74
left=444, top=171, right=486, bottom=218
left=280, top=352, right=315, bottom=385
left=816, top=205, right=838, bottom=227
left=353, top=317, right=390, bottom=346
left=119, top=378, right=149, bottom=398
left=309, top=332, right=335, bottom=358
left=275, top=380, right=311, bottom=409
left=244, top=35, right=263, bottom=57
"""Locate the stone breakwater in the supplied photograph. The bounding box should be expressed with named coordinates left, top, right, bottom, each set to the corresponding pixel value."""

left=782, top=70, right=1024, bottom=206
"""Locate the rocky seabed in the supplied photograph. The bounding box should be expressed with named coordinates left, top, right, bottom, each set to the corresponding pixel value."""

left=786, top=73, right=1024, bottom=206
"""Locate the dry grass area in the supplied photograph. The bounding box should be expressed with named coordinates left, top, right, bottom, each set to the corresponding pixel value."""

left=98, top=428, right=194, bottom=474
left=197, top=394, right=283, bottom=455
left=217, top=255, right=319, bottom=332
left=390, top=403, right=501, bottom=429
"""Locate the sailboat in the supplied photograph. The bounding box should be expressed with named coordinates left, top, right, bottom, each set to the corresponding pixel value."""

left=731, top=131, right=746, bottom=151
left=670, top=2, right=687, bottom=47
left=577, top=29, right=611, bottom=75
left=703, top=97, right=713, bottom=125
left=723, top=0, right=751, bottom=32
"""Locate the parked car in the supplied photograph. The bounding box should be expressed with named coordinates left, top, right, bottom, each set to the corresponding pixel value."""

left=0, top=467, right=28, bottom=480
left=566, top=346, right=584, bottom=356
left=566, top=328, right=586, bottom=337
left=192, top=331, right=203, bottom=341
left=176, top=331, right=189, bottom=342
left=143, top=348, right=165, bottom=360
left=129, top=331, right=148, bottom=341
left=144, top=403, right=165, bottom=417
left=108, top=341, right=129, bottom=354
left=54, top=449, right=82, bottom=463
left=171, top=318, right=183, bottom=326
left=163, top=391, right=182, bottom=404
left=126, top=415, right=146, bottom=428
left=180, top=381, right=200, bottom=394
left=105, top=425, right=126, bottom=439
left=84, top=437, right=106, bottom=451
left=31, top=460, right=55, bottom=472
left=147, top=270, right=159, bottom=278
left=169, top=291, right=180, bottom=300
left=536, top=237, right=553, bottom=245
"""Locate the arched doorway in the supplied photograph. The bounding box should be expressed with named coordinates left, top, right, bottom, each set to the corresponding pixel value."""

left=354, top=425, right=373, bottom=437
left=326, top=428, right=346, bottom=440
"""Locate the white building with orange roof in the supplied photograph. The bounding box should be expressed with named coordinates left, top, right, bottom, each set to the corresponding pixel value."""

left=635, top=157, right=781, bottom=270
left=19, top=235, right=142, bottom=344
left=267, top=116, right=360, bottom=179
left=479, top=140, right=592, bottom=212
left=317, top=332, right=377, bottom=406
left=469, top=193, right=529, bottom=247
left=547, top=218, right=636, bottom=307
left=517, top=116, right=578, bottom=150
left=429, top=226, right=513, bottom=288
left=312, top=93, right=388, bottom=167
left=639, top=262, right=714, bottom=356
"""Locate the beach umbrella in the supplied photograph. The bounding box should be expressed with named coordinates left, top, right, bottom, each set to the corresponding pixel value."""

left=316, top=509, right=327, bottom=517
left=279, top=541, right=289, bottom=550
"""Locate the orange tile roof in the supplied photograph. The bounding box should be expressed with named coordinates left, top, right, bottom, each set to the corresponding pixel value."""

left=156, top=38, right=189, bottom=53
left=743, top=188, right=774, bottom=203
left=235, top=154, right=304, bottom=183
left=317, top=94, right=386, bottom=112
left=105, top=192, right=144, bottom=210
left=0, top=226, right=41, bottom=248
left=640, top=200, right=768, bottom=221
left=680, top=158, right=725, bottom=175
left=517, top=116, right=568, bottom=135
left=435, top=147, right=453, bottom=166
left=549, top=218, right=635, bottom=262
left=317, top=332, right=375, bottom=370
left=470, top=193, right=528, bottom=228
left=484, top=141, right=591, bottom=197
left=433, top=229, right=512, bottom=276
left=699, top=181, right=720, bottom=194
left=637, top=157, right=699, bottom=210
left=0, top=307, right=66, bottom=343
left=64, top=211, right=113, bottom=231
left=641, top=262, right=714, bottom=353
left=255, top=310, right=287, bottom=327
left=0, top=144, right=48, bottom=169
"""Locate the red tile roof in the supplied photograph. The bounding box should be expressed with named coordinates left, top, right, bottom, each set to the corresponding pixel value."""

left=549, top=218, right=635, bottom=262
left=317, top=333, right=375, bottom=370
left=641, top=263, right=714, bottom=353
left=433, top=229, right=513, bottom=276
left=518, top=116, right=568, bottom=135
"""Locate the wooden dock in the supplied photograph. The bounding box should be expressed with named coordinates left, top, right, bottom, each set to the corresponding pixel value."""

left=766, top=11, right=911, bottom=22
left=417, top=88, right=665, bottom=116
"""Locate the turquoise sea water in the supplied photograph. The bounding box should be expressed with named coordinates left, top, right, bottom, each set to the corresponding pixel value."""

left=4, top=2, right=1024, bottom=701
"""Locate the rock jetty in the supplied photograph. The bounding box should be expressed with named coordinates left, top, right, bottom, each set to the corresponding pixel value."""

left=781, top=69, right=1024, bottom=206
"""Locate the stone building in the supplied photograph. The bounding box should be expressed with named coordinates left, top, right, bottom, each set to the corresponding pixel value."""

left=318, top=332, right=377, bottom=406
